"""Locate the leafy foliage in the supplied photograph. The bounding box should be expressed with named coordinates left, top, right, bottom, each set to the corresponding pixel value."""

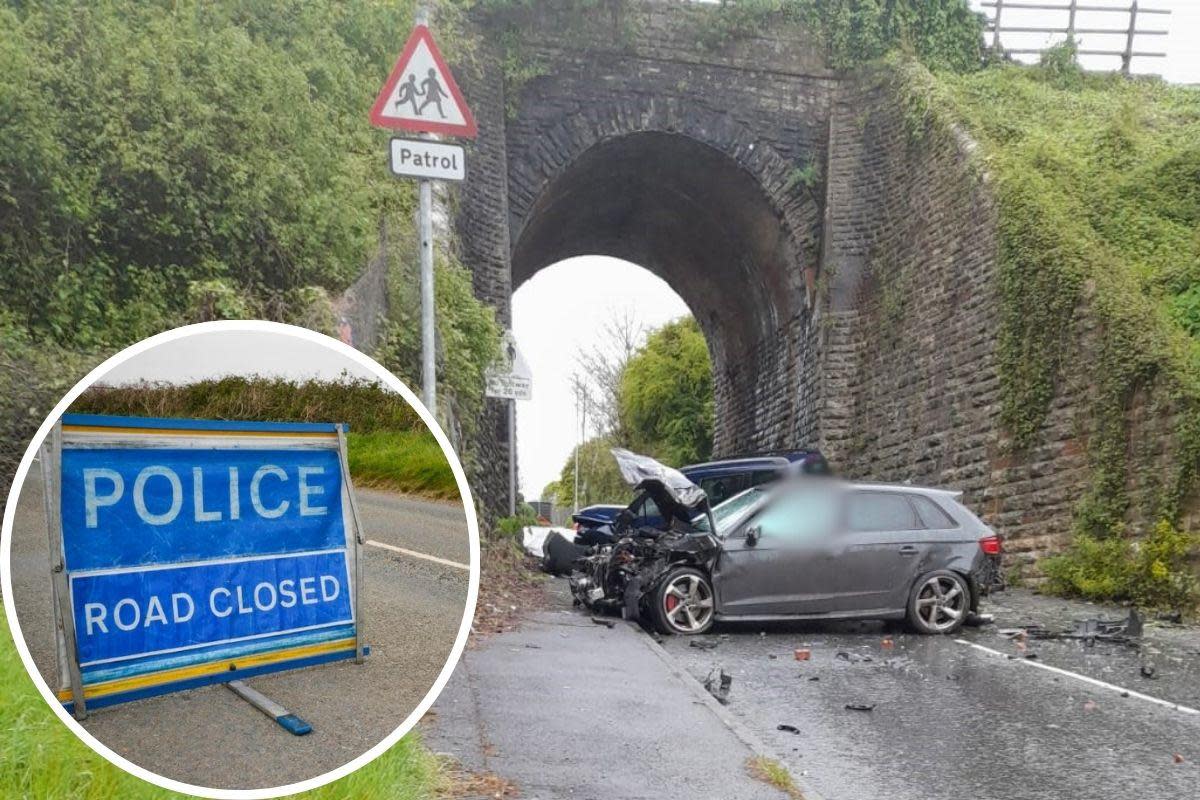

left=1042, top=521, right=1199, bottom=612
left=0, top=0, right=423, bottom=348
left=375, top=246, right=502, bottom=442
left=619, top=317, right=714, bottom=468
left=696, top=0, right=985, bottom=73
left=549, top=435, right=632, bottom=508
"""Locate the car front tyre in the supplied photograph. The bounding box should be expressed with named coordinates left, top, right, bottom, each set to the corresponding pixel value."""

left=906, top=569, right=971, bottom=635
left=650, top=567, right=715, bottom=636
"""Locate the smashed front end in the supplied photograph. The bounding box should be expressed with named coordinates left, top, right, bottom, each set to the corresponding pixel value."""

left=568, top=449, right=720, bottom=622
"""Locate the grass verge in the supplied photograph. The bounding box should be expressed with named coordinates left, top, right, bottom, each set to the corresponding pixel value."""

left=746, top=755, right=804, bottom=799
left=0, top=613, right=443, bottom=798
left=347, top=430, right=459, bottom=500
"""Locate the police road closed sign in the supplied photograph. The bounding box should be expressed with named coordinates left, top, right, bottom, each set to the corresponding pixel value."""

left=47, top=414, right=366, bottom=713
left=390, top=138, right=465, bottom=181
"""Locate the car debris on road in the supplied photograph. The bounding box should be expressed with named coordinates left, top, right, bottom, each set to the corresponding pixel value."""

left=704, top=667, right=733, bottom=705
left=998, top=608, right=1145, bottom=647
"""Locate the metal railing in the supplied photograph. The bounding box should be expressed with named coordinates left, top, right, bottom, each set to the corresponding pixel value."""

left=981, top=1, right=1170, bottom=74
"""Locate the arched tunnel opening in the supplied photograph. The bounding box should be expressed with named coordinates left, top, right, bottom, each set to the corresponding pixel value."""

left=511, top=132, right=808, bottom=456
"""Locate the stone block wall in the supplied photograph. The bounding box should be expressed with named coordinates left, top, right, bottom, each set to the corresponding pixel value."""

left=821, top=70, right=1199, bottom=568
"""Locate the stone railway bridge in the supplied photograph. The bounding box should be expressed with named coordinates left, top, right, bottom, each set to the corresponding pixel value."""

left=437, top=1, right=1190, bottom=566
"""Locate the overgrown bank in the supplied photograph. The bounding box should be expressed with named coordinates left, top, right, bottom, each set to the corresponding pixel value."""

left=70, top=378, right=460, bottom=500
left=896, top=51, right=1200, bottom=609
left=0, top=0, right=500, bottom=498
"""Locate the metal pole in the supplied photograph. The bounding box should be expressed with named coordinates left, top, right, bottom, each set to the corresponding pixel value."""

left=1122, top=1, right=1138, bottom=75
left=44, top=422, right=87, bottom=719
left=508, top=399, right=516, bottom=516
left=415, top=4, right=436, bottom=415
left=992, top=0, right=1004, bottom=51
left=1067, top=0, right=1077, bottom=39
left=573, top=384, right=581, bottom=513
left=419, top=176, right=436, bottom=415
left=336, top=425, right=367, bottom=665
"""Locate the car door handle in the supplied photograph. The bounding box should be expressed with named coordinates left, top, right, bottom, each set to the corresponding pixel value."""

left=898, top=545, right=919, bottom=556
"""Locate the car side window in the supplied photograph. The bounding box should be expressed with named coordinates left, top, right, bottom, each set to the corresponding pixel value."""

left=749, top=469, right=780, bottom=488
left=750, top=489, right=837, bottom=542
left=636, top=495, right=659, bottom=525
left=910, top=495, right=959, bottom=529
left=701, top=474, right=749, bottom=506
left=846, top=492, right=921, bottom=532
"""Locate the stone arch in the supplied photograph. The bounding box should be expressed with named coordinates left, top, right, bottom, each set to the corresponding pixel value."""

left=506, top=101, right=825, bottom=454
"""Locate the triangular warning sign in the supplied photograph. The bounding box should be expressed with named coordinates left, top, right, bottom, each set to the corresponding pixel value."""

left=370, top=25, right=477, bottom=138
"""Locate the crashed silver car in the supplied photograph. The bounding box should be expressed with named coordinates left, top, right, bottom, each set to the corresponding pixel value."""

left=569, top=450, right=1003, bottom=636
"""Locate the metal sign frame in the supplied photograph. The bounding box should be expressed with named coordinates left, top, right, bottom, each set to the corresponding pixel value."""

left=43, top=414, right=369, bottom=717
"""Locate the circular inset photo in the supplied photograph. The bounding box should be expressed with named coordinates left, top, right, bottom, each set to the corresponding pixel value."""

left=1, top=321, right=479, bottom=797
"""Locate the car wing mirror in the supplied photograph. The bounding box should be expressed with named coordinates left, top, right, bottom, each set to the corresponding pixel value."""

left=745, top=525, right=761, bottom=547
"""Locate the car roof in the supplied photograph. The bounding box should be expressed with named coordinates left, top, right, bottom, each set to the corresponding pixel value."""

left=846, top=482, right=962, bottom=500
left=681, top=451, right=821, bottom=475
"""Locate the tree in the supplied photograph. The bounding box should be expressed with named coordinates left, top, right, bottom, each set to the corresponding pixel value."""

left=552, top=436, right=631, bottom=509
left=571, top=308, right=646, bottom=443
left=618, top=317, right=714, bottom=467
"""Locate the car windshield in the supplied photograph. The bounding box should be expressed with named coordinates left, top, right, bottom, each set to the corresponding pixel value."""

left=692, top=486, right=766, bottom=534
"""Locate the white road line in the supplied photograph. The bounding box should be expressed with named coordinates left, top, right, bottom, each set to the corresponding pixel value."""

left=365, top=539, right=470, bottom=571
left=955, top=638, right=1200, bottom=716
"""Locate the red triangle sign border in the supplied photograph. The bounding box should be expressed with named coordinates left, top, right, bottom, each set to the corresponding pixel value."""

left=370, top=25, right=478, bottom=139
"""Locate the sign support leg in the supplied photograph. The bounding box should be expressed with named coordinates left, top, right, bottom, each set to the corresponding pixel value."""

left=336, top=425, right=368, bottom=665
left=44, top=422, right=87, bottom=719
left=227, top=680, right=312, bottom=736
left=508, top=399, right=517, bottom=516
left=419, top=175, right=436, bottom=415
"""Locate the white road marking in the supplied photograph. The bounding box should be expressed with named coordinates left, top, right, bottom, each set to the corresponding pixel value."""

left=955, top=638, right=1200, bottom=716
left=366, top=539, right=470, bottom=571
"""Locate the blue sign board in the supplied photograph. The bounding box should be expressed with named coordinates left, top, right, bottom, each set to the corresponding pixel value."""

left=48, top=414, right=366, bottom=713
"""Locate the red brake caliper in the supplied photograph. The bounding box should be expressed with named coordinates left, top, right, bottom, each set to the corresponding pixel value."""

left=665, top=594, right=679, bottom=612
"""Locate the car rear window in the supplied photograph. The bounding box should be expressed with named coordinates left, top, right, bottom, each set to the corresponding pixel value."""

left=847, top=492, right=921, bottom=531
left=911, top=495, right=959, bottom=529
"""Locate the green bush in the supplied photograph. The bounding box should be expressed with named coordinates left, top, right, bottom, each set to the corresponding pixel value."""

left=0, top=0, right=425, bottom=348
left=495, top=507, right=538, bottom=538
left=1042, top=520, right=1199, bottom=612
left=619, top=317, right=714, bottom=468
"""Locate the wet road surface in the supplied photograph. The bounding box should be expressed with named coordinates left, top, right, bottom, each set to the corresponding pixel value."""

left=6, top=464, right=471, bottom=790
left=656, top=589, right=1200, bottom=800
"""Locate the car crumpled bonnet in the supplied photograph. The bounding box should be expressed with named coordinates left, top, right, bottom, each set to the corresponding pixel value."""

left=611, top=448, right=710, bottom=525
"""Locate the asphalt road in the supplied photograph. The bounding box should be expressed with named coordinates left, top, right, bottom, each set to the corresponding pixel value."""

left=655, top=588, right=1200, bottom=800
left=6, top=462, right=470, bottom=791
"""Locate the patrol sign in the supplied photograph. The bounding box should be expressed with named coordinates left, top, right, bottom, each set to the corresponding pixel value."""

left=43, top=414, right=367, bottom=717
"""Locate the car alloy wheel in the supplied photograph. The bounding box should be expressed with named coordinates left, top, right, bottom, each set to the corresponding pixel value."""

left=914, top=574, right=967, bottom=633
left=661, top=572, right=714, bottom=634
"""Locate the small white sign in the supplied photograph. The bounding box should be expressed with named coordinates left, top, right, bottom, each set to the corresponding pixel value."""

left=390, top=139, right=465, bottom=181
left=485, top=370, right=532, bottom=401
left=485, top=330, right=533, bottom=401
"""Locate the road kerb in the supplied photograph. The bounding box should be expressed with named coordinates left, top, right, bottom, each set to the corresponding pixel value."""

left=635, top=623, right=828, bottom=800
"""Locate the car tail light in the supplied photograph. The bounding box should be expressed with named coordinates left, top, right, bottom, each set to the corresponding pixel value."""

left=979, top=535, right=1002, bottom=555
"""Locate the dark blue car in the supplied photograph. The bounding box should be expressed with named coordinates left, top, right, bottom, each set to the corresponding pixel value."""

left=572, top=450, right=830, bottom=535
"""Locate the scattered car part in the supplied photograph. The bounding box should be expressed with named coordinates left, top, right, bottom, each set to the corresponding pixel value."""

left=844, top=703, right=876, bottom=712
left=777, top=724, right=801, bottom=734
left=704, top=667, right=732, bottom=705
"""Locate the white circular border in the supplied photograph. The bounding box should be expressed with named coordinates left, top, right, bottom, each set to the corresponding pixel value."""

left=0, top=320, right=482, bottom=799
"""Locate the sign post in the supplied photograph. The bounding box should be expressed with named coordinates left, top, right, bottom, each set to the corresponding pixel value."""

left=44, top=414, right=368, bottom=719
left=370, top=10, right=477, bottom=417
left=485, top=332, right=533, bottom=515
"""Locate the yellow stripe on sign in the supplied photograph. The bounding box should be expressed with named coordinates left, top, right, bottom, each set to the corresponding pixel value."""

left=62, top=425, right=338, bottom=439
left=57, top=638, right=357, bottom=702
